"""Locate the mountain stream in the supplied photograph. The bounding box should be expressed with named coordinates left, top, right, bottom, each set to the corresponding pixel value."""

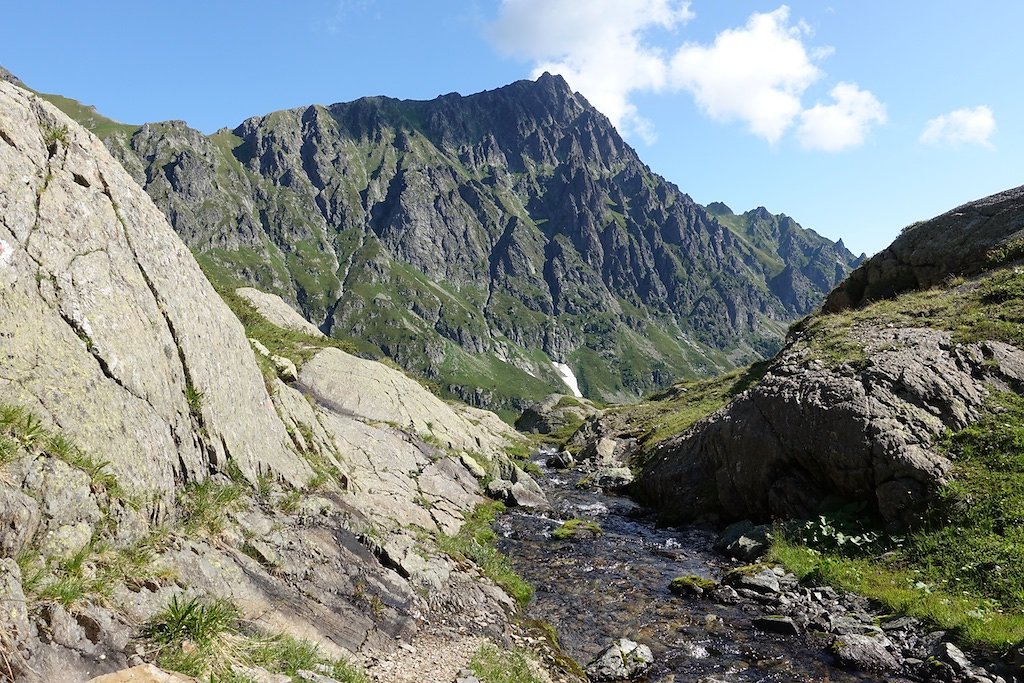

left=497, top=450, right=887, bottom=682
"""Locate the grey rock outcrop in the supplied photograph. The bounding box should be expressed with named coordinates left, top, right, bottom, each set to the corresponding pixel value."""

left=639, top=326, right=1024, bottom=523
left=236, top=287, right=326, bottom=338
left=0, top=81, right=533, bottom=682
left=0, top=80, right=309, bottom=504
left=298, top=347, right=522, bottom=459
left=586, top=638, right=654, bottom=681
left=825, top=185, right=1024, bottom=312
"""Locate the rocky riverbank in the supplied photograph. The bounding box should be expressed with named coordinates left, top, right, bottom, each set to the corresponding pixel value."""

left=498, top=439, right=1023, bottom=683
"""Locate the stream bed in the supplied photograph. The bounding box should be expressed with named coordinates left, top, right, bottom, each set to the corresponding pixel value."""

left=497, top=452, right=888, bottom=682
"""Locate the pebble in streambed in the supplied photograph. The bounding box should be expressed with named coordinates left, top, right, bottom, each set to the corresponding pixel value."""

left=497, top=453, right=1016, bottom=683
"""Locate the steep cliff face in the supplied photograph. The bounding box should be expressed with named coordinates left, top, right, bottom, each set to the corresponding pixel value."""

left=0, top=80, right=308, bottom=501
left=635, top=185, right=1024, bottom=525
left=50, top=74, right=857, bottom=409
left=0, top=80, right=537, bottom=682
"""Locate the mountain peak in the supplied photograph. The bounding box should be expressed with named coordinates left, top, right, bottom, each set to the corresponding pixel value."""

left=706, top=201, right=734, bottom=216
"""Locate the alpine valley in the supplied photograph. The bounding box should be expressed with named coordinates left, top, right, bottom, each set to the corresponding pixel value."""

left=4, top=62, right=1024, bottom=683
left=22, top=68, right=860, bottom=414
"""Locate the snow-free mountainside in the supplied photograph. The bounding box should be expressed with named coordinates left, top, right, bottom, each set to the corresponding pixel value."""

left=5, top=64, right=1024, bottom=683
left=25, top=69, right=860, bottom=417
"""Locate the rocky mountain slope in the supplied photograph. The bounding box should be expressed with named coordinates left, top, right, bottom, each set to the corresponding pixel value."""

left=0, top=79, right=553, bottom=682
left=35, top=73, right=859, bottom=412
left=633, top=185, right=1024, bottom=524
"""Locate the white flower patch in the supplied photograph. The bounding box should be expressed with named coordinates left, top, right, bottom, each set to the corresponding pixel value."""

left=0, top=239, right=13, bottom=268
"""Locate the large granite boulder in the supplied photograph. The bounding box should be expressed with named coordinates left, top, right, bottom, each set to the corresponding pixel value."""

left=0, top=80, right=309, bottom=503
left=825, top=185, right=1024, bottom=313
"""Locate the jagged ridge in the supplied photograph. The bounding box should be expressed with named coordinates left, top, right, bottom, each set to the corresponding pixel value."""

left=47, top=73, right=858, bottom=410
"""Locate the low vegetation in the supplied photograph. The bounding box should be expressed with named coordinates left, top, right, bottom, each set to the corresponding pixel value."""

left=469, top=642, right=547, bottom=683
left=772, top=391, right=1024, bottom=651
left=793, top=264, right=1024, bottom=366
left=551, top=518, right=602, bottom=540
left=437, top=501, right=533, bottom=606
left=143, top=594, right=367, bottom=681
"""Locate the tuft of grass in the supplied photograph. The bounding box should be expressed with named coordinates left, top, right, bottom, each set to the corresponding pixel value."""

left=143, top=595, right=242, bottom=676
left=142, top=595, right=367, bottom=681
left=0, top=404, right=47, bottom=449
left=250, top=634, right=367, bottom=682
left=551, top=519, right=602, bottom=540
left=41, top=123, right=69, bottom=148
left=185, top=383, right=205, bottom=416
left=179, top=479, right=245, bottom=535
left=437, top=501, right=533, bottom=606
left=469, top=642, right=546, bottom=683
left=145, top=595, right=240, bottom=649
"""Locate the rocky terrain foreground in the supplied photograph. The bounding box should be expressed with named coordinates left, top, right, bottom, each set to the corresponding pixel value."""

left=0, top=79, right=560, bottom=682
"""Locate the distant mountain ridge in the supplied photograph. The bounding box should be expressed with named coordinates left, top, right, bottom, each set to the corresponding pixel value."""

left=31, top=70, right=860, bottom=411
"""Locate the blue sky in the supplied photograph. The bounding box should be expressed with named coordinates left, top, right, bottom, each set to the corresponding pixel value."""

left=4, top=1, right=1021, bottom=256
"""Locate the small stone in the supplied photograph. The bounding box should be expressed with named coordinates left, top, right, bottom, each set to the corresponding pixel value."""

left=587, top=638, right=654, bottom=681
left=752, top=615, right=800, bottom=636
left=831, top=633, right=900, bottom=673
left=724, top=567, right=780, bottom=594
left=271, top=355, right=299, bottom=382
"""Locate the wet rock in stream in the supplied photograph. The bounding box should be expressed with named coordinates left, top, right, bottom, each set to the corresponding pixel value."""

left=497, top=451, right=1022, bottom=683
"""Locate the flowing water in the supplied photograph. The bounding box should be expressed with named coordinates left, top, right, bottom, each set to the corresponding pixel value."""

left=497, top=452, right=886, bottom=682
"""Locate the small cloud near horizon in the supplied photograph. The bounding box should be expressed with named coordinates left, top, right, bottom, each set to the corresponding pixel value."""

left=920, top=106, right=996, bottom=149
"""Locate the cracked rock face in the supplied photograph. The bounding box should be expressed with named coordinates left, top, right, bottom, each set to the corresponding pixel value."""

left=638, top=326, right=1024, bottom=524
left=0, top=80, right=309, bottom=505
left=826, top=184, right=1024, bottom=312
left=298, top=347, right=520, bottom=458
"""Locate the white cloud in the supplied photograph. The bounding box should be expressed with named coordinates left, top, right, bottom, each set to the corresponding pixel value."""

left=920, top=106, right=995, bottom=149
left=490, top=2, right=883, bottom=150
left=797, top=82, right=886, bottom=151
left=491, top=0, right=694, bottom=143
left=669, top=6, right=822, bottom=143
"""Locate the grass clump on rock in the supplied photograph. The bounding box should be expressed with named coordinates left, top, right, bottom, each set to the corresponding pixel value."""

left=437, top=500, right=533, bottom=606
left=143, top=594, right=367, bottom=681
left=551, top=518, right=603, bottom=540
left=669, top=575, right=718, bottom=596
